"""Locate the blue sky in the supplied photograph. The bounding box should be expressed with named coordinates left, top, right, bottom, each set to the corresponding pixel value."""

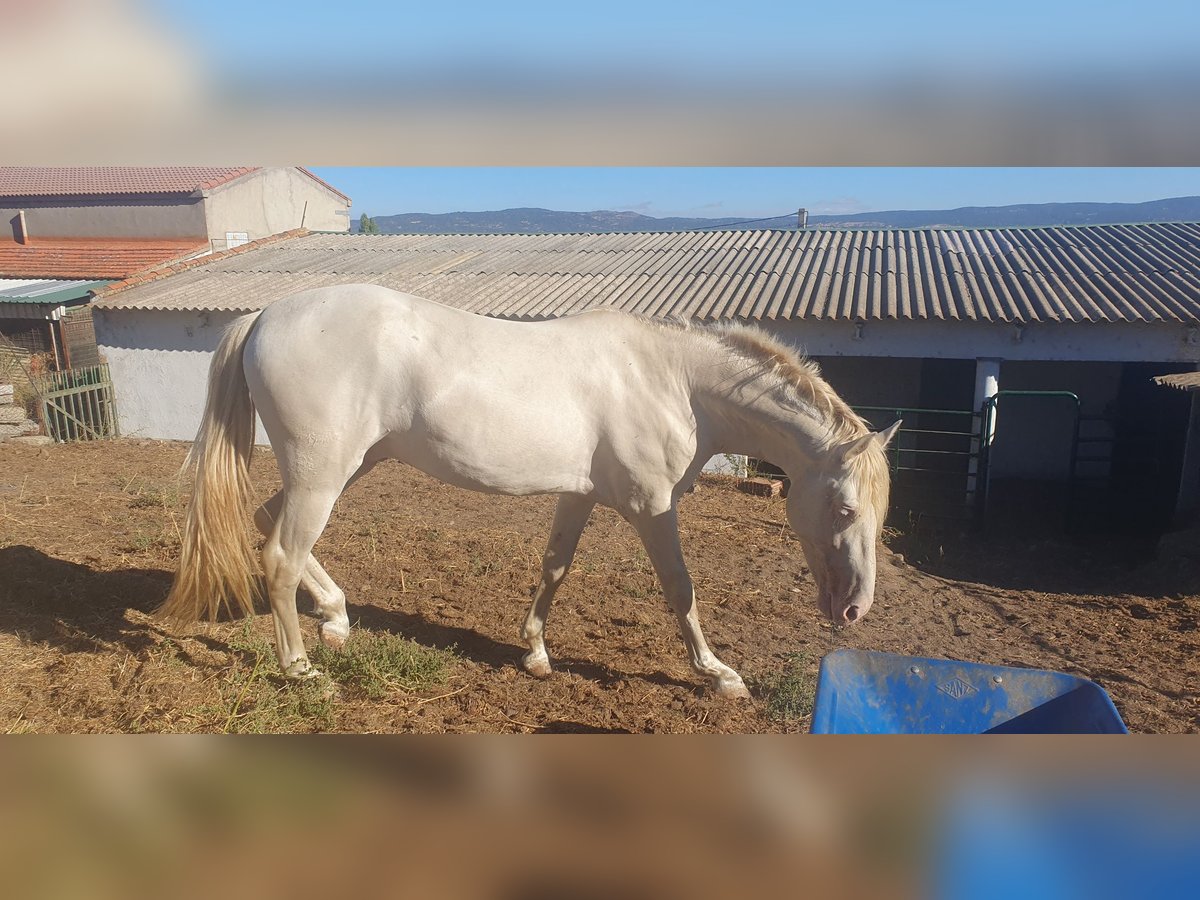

left=155, top=1, right=1197, bottom=81
left=134, top=3, right=1200, bottom=172
left=308, top=168, right=1200, bottom=219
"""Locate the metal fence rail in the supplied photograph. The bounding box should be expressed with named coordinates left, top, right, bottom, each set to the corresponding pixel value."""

left=852, top=405, right=980, bottom=522
left=37, top=363, right=119, bottom=442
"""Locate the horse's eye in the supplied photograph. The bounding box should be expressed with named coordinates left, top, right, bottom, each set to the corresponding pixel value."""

left=838, top=505, right=856, bottom=522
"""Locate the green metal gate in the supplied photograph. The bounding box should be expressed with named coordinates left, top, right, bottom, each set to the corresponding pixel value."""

left=852, top=405, right=981, bottom=524
left=976, top=391, right=1087, bottom=530
left=856, top=392, right=1092, bottom=529
left=37, top=363, right=120, bottom=442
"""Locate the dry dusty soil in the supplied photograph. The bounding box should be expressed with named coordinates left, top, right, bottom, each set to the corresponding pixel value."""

left=0, top=440, right=1196, bottom=733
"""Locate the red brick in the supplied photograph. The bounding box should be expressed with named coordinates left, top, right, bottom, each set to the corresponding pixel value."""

left=739, top=477, right=784, bottom=497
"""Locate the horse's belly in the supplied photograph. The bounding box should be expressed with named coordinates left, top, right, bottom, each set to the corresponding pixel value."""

left=375, top=427, right=595, bottom=497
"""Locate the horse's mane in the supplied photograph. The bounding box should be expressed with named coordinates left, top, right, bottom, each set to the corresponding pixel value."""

left=652, top=317, right=892, bottom=527
left=708, top=323, right=870, bottom=444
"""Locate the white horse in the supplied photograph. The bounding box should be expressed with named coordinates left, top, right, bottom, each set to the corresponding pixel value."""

left=162, top=285, right=899, bottom=698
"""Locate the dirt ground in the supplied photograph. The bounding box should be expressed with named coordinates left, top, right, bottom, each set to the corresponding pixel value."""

left=0, top=439, right=1196, bottom=733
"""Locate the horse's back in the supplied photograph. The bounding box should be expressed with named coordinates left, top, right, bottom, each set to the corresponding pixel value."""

left=244, top=285, right=699, bottom=501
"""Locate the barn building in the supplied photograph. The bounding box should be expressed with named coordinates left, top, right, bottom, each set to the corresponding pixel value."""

left=0, top=166, right=351, bottom=369
left=1, top=166, right=350, bottom=253
left=90, top=224, right=1200, bottom=531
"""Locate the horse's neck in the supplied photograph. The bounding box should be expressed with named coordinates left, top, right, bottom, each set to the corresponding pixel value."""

left=691, top=347, right=828, bottom=475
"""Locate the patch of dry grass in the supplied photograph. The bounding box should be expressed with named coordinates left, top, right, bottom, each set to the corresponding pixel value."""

left=185, top=624, right=336, bottom=733
left=752, top=652, right=817, bottom=725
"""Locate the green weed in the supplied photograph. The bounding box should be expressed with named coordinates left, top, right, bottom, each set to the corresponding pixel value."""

left=312, top=629, right=455, bottom=700
left=754, top=652, right=817, bottom=723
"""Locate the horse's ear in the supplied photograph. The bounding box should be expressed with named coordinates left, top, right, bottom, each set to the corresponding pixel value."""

left=841, top=420, right=902, bottom=463
left=877, top=419, right=902, bottom=449
left=840, top=433, right=875, bottom=463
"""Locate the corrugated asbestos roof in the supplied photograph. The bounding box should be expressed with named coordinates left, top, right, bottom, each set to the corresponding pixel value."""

left=1153, top=372, right=1200, bottom=390
left=90, top=223, right=1200, bottom=324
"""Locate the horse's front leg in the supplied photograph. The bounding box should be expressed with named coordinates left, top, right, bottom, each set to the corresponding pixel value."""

left=633, top=507, right=750, bottom=699
left=521, top=494, right=595, bottom=678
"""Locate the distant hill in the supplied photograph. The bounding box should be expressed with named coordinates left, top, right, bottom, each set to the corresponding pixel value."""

left=354, top=196, right=1200, bottom=234
left=363, top=207, right=754, bottom=234
left=809, top=196, right=1200, bottom=229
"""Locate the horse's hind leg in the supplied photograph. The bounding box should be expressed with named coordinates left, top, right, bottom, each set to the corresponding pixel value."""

left=260, top=479, right=352, bottom=678
left=521, top=494, right=595, bottom=678
left=633, top=507, right=750, bottom=699
left=255, top=496, right=350, bottom=650
left=254, top=462, right=375, bottom=651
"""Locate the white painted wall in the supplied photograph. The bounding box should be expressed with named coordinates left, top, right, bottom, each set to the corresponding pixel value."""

left=204, top=169, right=350, bottom=243
left=3, top=197, right=207, bottom=240
left=94, top=308, right=269, bottom=443
left=768, top=318, right=1200, bottom=364
left=702, top=454, right=747, bottom=476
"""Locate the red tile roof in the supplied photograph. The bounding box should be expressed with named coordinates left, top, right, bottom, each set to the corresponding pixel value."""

left=0, top=167, right=350, bottom=202
left=0, top=167, right=259, bottom=197
left=0, top=239, right=211, bottom=280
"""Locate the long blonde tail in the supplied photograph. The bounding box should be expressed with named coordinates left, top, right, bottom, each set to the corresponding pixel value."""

left=159, top=312, right=263, bottom=622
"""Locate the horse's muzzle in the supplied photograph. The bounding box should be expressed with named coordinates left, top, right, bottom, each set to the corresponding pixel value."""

left=819, top=586, right=871, bottom=625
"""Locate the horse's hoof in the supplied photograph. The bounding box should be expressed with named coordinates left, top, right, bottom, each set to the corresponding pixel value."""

left=319, top=623, right=348, bottom=650
left=522, top=651, right=553, bottom=679
left=714, top=677, right=752, bottom=700
left=284, top=660, right=322, bottom=680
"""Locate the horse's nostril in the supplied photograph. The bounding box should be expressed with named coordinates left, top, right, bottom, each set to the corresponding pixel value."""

left=844, top=605, right=861, bottom=622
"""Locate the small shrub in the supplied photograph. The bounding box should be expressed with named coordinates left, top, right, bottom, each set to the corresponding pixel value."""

left=312, top=630, right=454, bottom=700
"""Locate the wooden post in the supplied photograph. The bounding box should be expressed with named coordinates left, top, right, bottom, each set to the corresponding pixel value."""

left=47, top=320, right=62, bottom=370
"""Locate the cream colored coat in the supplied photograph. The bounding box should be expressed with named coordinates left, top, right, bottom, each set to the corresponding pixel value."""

left=164, top=284, right=899, bottom=697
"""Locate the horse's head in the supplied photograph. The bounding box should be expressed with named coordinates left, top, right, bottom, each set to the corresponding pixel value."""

left=786, top=420, right=901, bottom=626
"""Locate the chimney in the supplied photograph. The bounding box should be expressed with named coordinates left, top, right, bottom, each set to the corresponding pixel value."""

left=797, top=208, right=808, bottom=229
left=15, top=210, right=29, bottom=244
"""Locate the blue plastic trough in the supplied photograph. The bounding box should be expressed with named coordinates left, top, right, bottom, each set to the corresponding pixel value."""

left=810, top=649, right=1128, bottom=734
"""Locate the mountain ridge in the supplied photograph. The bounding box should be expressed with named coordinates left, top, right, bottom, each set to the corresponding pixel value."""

left=353, top=196, right=1200, bottom=234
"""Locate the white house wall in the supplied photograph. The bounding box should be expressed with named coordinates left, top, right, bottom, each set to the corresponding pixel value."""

left=204, top=169, right=350, bottom=244
left=768, top=319, right=1200, bottom=364
left=95, top=308, right=269, bottom=443
left=2, top=197, right=207, bottom=240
